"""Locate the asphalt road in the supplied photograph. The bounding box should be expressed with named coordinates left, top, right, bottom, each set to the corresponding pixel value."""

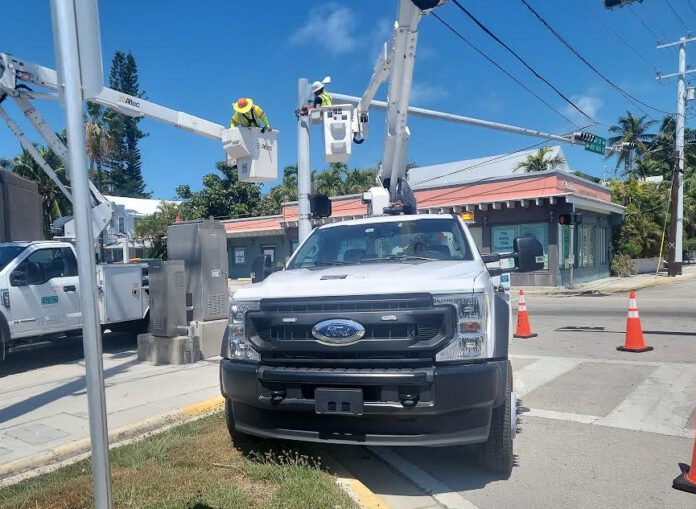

left=333, top=280, right=696, bottom=509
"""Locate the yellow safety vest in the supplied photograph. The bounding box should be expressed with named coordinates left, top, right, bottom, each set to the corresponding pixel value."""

left=317, top=90, right=332, bottom=107
left=231, top=105, right=270, bottom=128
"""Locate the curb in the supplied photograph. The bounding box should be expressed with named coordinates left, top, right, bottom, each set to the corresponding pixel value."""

left=514, top=271, right=696, bottom=297
left=325, top=455, right=391, bottom=509
left=0, top=395, right=225, bottom=482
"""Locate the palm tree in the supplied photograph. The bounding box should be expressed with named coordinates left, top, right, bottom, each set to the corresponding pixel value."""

left=314, top=163, right=348, bottom=196
left=1, top=147, right=70, bottom=235
left=606, top=111, right=656, bottom=176
left=514, top=147, right=566, bottom=173
left=85, top=102, right=116, bottom=193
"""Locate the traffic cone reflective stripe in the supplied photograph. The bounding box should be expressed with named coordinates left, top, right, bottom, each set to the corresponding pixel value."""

left=673, top=430, right=696, bottom=494
left=514, top=289, right=537, bottom=339
left=617, top=291, right=653, bottom=353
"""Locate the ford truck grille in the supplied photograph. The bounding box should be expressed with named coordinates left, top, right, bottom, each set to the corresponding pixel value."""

left=249, top=294, right=454, bottom=366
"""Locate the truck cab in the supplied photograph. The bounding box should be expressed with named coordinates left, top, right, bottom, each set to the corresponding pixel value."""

left=0, top=241, right=149, bottom=361
left=220, top=214, right=542, bottom=474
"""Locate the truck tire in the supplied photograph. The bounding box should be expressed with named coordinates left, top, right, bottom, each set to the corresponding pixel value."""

left=477, top=360, right=513, bottom=476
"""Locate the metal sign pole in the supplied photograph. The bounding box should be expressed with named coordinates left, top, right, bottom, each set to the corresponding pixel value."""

left=50, top=1, right=112, bottom=507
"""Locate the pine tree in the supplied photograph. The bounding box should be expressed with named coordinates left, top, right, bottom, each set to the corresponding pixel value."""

left=105, top=51, right=150, bottom=197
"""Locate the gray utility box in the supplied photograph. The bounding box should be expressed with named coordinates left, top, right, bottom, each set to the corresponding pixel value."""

left=0, top=170, right=43, bottom=241
left=167, top=219, right=229, bottom=322
left=148, top=260, right=187, bottom=337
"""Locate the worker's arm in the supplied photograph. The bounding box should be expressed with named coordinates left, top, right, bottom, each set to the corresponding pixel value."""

left=230, top=112, right=240, bottom=128
left=256, top=106, right=270, bottom=129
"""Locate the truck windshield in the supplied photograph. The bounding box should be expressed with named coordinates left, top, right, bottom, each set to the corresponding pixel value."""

left=288, top=218, right=473, bottom=269
left=0, top=246, right=28, bottom=271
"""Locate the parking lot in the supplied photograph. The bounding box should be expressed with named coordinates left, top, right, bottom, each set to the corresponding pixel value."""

left=0, top=279, right=694, bottom=508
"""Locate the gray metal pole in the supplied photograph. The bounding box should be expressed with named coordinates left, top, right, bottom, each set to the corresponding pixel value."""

left=50, top=1, right=112, bottom=507
left=331, top=93, right=585, bottom=147
left=569, top=224, right=575, bottom=289
left=674, top=38, right=686, bottom=275
left=297, top=78, right=312, bottom=243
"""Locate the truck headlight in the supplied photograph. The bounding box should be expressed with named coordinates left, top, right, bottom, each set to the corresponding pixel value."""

left=227, top=300, right=261, bottom=362
left=433, top=293, right=488, bottom=362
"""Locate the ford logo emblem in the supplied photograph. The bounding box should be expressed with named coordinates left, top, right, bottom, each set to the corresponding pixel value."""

left=311, top=319, right=365, bottom=345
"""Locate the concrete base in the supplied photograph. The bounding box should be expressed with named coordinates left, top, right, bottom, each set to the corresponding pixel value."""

left=191, top=319, right=227, bottom=359
left=137, top=319, right=227, bottom=365
left=137, top=334, right=201, bottom=365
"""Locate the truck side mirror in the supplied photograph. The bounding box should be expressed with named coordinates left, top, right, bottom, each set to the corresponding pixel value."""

left=514, top=237, right=544, bottom=272
left=10, top=270, right=26, bottom=287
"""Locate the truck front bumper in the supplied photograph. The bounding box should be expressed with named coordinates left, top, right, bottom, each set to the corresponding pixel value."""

left=219, top=359, right=508, bottom=446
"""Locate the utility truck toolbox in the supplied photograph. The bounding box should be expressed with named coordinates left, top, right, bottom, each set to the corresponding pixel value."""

left=220, top=215, right=543, bottom=473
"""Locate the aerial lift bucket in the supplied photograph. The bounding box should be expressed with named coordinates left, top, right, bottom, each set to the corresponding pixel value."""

left=221, top=126, right=278, bottom=183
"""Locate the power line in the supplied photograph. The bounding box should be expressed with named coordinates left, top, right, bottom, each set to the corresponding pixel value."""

left=628, top=4, right=665, bottom=41
left=448, top=0, right=596, bottom=124
left=430, top=12, right=581, bottom=128
left=665, top=0, right=690, bottom=32
left=411, top=120, right=596, bottom=190
left=585, top=0, right=658, bottom=73
left=688, top=0, right=696, bottom=19
left=519, top=0, right=673, bottom=118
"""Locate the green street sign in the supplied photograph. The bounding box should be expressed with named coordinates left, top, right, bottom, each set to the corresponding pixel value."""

left=584, top=136, right=606, bottom=155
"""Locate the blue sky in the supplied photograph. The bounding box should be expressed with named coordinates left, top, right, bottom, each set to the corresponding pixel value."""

left=0, top=0, right=693, bottom=199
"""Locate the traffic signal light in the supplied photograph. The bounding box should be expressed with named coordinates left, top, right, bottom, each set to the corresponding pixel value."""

left=559, top=213, right=583, bottom=225
left=573, top=132, right=596, bottom=143
left=603, top=0, right=643, bottom=9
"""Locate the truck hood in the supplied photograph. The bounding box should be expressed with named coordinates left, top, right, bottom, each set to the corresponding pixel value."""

left=233, top=260, right=489, bottom=301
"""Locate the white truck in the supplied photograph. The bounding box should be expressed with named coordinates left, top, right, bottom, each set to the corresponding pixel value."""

left=221, top=214, right=543, bottom=474
left=0, top=241, right=148, bottom=361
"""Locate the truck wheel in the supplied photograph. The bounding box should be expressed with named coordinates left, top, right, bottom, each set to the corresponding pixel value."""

left=477, top=360, right=513, bottom=476
left=224, top=398, right=250, bottom=445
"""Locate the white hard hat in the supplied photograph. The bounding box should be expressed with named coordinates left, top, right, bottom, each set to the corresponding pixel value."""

left=311, top=81, right=324, bottom=93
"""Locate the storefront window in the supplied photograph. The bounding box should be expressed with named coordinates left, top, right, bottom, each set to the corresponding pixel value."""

left=579, top=225, right=595, bottom=268
left=468, top=227, right=483, bottom=252
left=597, top=227, right=607, bottom=266
left=491, top=223, right=548, bottom=269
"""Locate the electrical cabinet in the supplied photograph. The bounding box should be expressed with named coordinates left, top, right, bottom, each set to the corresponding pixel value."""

left=167, top=219, right=229, bottom=322
left=148, top=260, right=186, bottom=337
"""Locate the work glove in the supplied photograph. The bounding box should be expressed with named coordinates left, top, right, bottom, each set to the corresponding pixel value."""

left=261, top=126, right=270, bottom=133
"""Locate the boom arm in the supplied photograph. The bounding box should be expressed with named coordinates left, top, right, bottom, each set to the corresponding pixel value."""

left=1, top=51, right=276, bottom=237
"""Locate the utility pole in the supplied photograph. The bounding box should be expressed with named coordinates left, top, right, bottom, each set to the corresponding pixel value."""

left=657, top=36, right=696, bottom=276
left=296, top=78, right=312, bottom=243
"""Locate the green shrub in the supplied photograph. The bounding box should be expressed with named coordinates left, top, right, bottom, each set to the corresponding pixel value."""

left=611, top=253, right=635, bottom=277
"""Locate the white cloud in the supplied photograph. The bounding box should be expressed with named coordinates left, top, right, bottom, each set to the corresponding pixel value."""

left=291, top=5, right=358, bottom=56
left=410, top=82, right=449, bottom=106
left=563, top=94, right=603, bottom=121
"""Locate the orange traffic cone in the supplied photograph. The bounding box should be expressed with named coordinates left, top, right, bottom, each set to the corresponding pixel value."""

left=673, top=431, right=696, bottom=494
left=514, top=290, right=537, bottom=339
left=617, top=291, right=653, bottom=353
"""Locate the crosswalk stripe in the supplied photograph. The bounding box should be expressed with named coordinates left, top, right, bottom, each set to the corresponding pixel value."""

left=596, top=364, right=696, bottom=437
left=513, top=357, right=582, bottom=397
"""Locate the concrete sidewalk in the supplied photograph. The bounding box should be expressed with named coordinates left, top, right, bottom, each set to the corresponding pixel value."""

left=515, top=264, right=696, bottom=295
left=0, top=340, right=220, bottom=478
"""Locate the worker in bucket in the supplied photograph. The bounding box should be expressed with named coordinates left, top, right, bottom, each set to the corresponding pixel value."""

left=231, top=98, right=271, bottom=132
left=312, top=76, right=332, bottom=108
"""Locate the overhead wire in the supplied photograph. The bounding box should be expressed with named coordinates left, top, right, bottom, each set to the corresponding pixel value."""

left=583, top=0, right=658, bottom=73
left=518, top=0, right=673, bottom=118
left=448, top=0, right=596, bottom=124
left=409, top=123, right=595, bottom=191
left=688, top=0, right=696, bottom=19
left=665, top=0, right=690, bottom=33
left=430, top=11, right=581, bottom=129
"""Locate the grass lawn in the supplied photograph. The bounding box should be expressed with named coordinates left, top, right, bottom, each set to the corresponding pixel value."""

left=0, top=412, right=358, bottom=509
